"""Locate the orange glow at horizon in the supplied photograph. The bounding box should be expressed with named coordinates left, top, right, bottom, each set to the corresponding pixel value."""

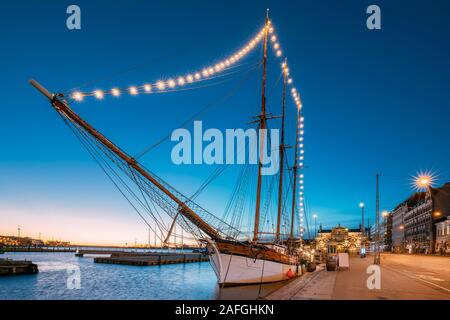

left=0, top=204, right=195, bottom=247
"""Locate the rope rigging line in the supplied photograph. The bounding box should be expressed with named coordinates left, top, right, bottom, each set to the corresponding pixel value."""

left=67, top=25, right=267, bottom=102
left=64, top=54, right=254, bottom=95
left=133, top=62, right=261, bottom=160
left=58, top=109, right=214, bottom=243
left=189, top=164, right=230, bottom=201
left=43, top=17, right=309, bottom=245
left=56, top=112, right=168, bottom=242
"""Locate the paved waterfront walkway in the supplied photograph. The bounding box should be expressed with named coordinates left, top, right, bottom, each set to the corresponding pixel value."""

left=265, top=265, right=336, bottom=300
left=265, top=254, right=450, bottom=300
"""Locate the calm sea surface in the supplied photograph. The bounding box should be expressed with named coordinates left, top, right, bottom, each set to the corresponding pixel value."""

left=0, top=251, right=284, bottom=300
left=0, top=251, right=218, bottom=300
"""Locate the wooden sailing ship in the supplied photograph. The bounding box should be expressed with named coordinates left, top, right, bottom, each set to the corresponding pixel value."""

left=30, top=12, right=305, bottom=286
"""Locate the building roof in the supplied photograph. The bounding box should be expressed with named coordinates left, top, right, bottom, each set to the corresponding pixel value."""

left=390, top=182, right=450, bottom=221
left=432, top=182, right=450, bottom=221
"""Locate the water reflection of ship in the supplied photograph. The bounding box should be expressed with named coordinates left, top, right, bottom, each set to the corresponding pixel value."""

left=30, top=11, right=307, bottom=286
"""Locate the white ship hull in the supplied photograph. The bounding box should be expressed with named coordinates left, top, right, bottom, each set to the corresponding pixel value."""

left=205, top=239, right=301, bottom=286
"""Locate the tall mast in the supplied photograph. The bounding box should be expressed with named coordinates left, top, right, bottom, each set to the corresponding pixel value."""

left=290, top=106, right=300, bottom=239
left=374, top=173, right=380, bottom=264
left=276, top=59, right=288, bottom=242
left=253, top=10, right=270, bottom=243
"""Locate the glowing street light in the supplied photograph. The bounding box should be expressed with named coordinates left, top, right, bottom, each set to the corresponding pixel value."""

left=359, top=202, right=365, bottom=258
left=416, top=175, right=432, bottom=189
left=412, top=171, right=440, bottom=253
left=411, top=171, right=437, bottom=193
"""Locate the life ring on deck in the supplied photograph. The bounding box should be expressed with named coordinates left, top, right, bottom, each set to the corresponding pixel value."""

left=286, top=268, right=295, bottom=279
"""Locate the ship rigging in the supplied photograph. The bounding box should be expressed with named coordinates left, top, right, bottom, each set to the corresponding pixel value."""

left=30, top=10, right=309, bottom=286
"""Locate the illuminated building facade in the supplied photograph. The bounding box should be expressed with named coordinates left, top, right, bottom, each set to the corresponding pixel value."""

left=315, top=225, right=363, bottom=255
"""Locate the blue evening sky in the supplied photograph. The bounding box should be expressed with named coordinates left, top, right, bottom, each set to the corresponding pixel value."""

left=0, top=0, right=449, bottom=244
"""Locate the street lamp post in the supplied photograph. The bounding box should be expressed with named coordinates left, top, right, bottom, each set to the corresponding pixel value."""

left=312, top=214, right=318, bottom=238
left=359, top=202, right=365, bottom=258
left=415, top=174, right=434, bottom=254
left=382, top=210, right=389, bottom=252
left=374, top=173, right=380, bottom=265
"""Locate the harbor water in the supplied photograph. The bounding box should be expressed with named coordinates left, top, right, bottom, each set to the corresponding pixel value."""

left=0, top=251, right=285, bottom=300
left=0, top=251, right=217, bottom=300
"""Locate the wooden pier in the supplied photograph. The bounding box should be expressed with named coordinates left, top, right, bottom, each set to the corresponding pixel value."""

left=75, top=249, right=125, bottom=257
left=0, top=259, right=39, bottom=276
left=2, top=246, right=76, bottom=253
left=94, top=252, right=209, bottom=266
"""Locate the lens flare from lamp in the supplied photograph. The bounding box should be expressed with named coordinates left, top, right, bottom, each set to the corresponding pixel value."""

left=411, top=170, right=437, bottom=191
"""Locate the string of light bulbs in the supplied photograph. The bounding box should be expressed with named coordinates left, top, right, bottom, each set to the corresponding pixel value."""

left=267, top=23, right=305, bottom=241
left=70, top=26, right=267, bottom=102
left=67, top=19, right=308, bottom=240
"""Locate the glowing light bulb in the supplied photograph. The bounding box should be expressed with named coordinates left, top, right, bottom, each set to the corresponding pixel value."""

left=156, top=81, right=166, bottom=90
left=202, top=69, right=209, bottom=77
left=271, top=35, right=277, bottom=42
left=94, top=90, right=104, bottom=100
left=144, top=84, right=152, bottom=92
left=129, top=86, right=138, bottom=95
left=72, top=91, right=84, bottom=102
left=186, top=75, right=194, bottom=83
left=276, top=50, right=282, bottom=57
left=288, top=78, right=293, bottom=84
left=177, top=77, right=185, bottom=86
left=274, top=43, right=280, bottom=50
left=194, top=73, right=201, bottom=80
left=111, top=88, right=120, bottom=97
left=167, top=79, right=176, bottom=88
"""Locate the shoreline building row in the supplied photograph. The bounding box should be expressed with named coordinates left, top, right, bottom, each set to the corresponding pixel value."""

left=376, top=182, right=450, bottom=254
